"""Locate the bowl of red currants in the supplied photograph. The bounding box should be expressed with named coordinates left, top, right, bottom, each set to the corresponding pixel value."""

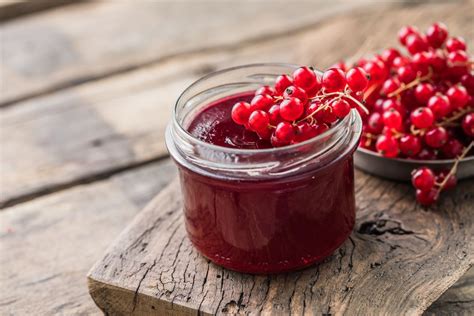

left=337, top=22, right=474, bottom=205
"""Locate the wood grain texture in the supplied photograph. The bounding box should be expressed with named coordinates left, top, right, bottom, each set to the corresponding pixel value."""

left=0, top=0, right=372, bottom=106
left=2, top=0, right=472, bottom=208
left=0, top=0, right=82, bottom=22
left=0, top=160, right=177, bottom=315
left=88, top=171, right=474, bottom=315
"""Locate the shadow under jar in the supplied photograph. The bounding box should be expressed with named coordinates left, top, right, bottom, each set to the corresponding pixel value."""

left=166, top=64, right=362, bottom=274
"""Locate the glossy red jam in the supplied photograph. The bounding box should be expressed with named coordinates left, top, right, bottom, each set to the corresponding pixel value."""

left=178, top=92, right=357, bottom=274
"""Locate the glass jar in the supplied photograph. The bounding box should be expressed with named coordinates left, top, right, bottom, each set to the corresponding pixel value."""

left=166, top=64, right=362, bottom=274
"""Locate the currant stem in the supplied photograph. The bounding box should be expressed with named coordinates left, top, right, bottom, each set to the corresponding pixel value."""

left=387, top=68, right=433, bottom=98
left=436, top=140, right=474, bottom=194
left=437, top=107, right=473, bottom=127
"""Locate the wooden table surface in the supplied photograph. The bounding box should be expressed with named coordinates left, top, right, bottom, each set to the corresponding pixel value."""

left=0, top=0, right=473, bottom=315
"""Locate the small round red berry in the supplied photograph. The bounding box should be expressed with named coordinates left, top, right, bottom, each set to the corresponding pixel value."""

left=392, top=56, right=409, bottom=68
left=255, top=85, right=275, bottom=97
left=446, top=85, right=469, bottom=109
left=280, top=97, right=304, bottom=121
left=414, top=83, right=435, bottom=105
left=250, top=94, right=274, bottom=111
left=322, top=68, right=347, bottom=92
left=411, top=167, right=436, bottom=191
left=441, top=138, right=464, bottom=158
left=367, top=112, right=384, bottom=134
left=436, top=170, right=457, bottom=191
left=293, top=66, right=320, bottom=91
left=424, top=126, right=448, bottom=148
left=398, top=25, right=419, bottom=45
left=412, top=52, right=430, bottom=75
left=331, top=99, right=351, bottom=119
left=274, top=74, right=293, bottom=94
left=426, top=22, right=448, bottom=48
left=231, top=101, right=251, bottom=125
left=405, top=33, right=429, bottom=54
left=268, top=104, right=282, bottom=125
left=382, top=99, right=403, bottom=113
left=460, top=74, right=474, bottom=95
left=248, top=110, right=270, bottom=133
left=316, top=106, right=337, bottom=124
left=462, top=113, right=474, bottom=137
left=416, top=188, right=439, bottom=206
left=446, top=37, right=466, bottom=52
left=294, top=122, right=318, bottom=142
left=397, top=65, right=416, bottom=84
left=426, top=50, right=447, bottom=72
left=427, top=94, right=451, bottom=118
left=416, top=148, right=437, bottom=160
left=410, top=107, right=435, bottom=129
left=447, top=50, right=468, bottom=65
left=399, top=134, right=422, bottom=157
left=381, top=48, right=401, bottom=66
left=346, top=67, right=369, bottom=92
left=283, top=86, right=308, bottom=104
left=376, top=134, right=399, bottom=158
left=274, top=122, right=295, bottom=144
left=381, top=78, right=401, bottom=96
left=382, top=109, right=403, bottom=130
left=363, top=60, right=387, bottom=83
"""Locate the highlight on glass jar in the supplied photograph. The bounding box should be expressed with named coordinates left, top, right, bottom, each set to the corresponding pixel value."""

left=166, top=63, right=363, bottom=274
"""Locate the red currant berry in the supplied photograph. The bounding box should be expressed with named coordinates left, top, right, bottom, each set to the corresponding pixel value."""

left=446, top=85, right=469, bottom=109
left=314, top=123, right=329, bottom=135
left=416, top=188, right=439, bottom=206
left=363, top=60, right=387, bottom=82
left=255, top=85, right=275, bottom=97
left=316, top=106, right=338, bottom=124
left=367, top=112, right=384, bottom=134
left=293, top=66, right=320, bottom=91
left=322, top=68, right=346, bottom=92
left=274, top=122, right=295, bottom=144
left=447, top=50, right=468, bottom=65
left=427, top=94, right=451, bottom=118
left=250, top=94, right=274, bottom=111
left=416, top=148, right=437, bottom=160
left=462, top=113, right=474, bottom=137
left=280, top=97, right=304, bottom=121
left=399, top=134, right=422, bottom=157
left=274, top=74, right=293, bottom=94
left=405, top=33, right=429, bottom=54
left=294, top=121, right=318, bottom=142
left=424, top=126, right=448, bottom=148
left=425, top=50, right=447, bottom=72
left=331, top=99, right=351, bottom=118
left=382, top=99, right=403, bottom=113
left=231, top=101, right=251, bottom=125
left=446, top=37, right=466, bottom=52
left=248, top=110, right=270, bottom=133
left=410, top=107, right=435, bottom=129
left=381, top=48, right=401, bottom=66
left=376, top=134, right=399, bottom=158
left=460, top=74, right=474, bottom=95
left=268, top=104, right=282, bottom=125
left=441, top=138, right=464, bottom=158
left=397, top=65, right=416, bottom=84
left=381, top=78, right=401, bottom=96
left=436, top=170, right=457, bottom=191
left=392, top=56, right=409, bottom=68
left=346, top=67, right=368, bottom=92
left=330, top=61, right=347, bottom=71
left=426, top=22, right=448, bottom=48
left=411, top=167, right=436, bottom=191
left=398, top=25, right=419, bottom=45
left=414, top=83, right=435, bottom=105
left=283, top=86, right=308, bottom=104
left=382, top=109, right=403, bottom=130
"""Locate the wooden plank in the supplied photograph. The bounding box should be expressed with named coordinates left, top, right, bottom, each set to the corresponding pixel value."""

left=2, top=0, right=472, bottom=208
left=0, top=0, right=83, bottom=22
left=0, top=159, right=177, bottom=315
left=87, top=171, right=474, bottom=315
left=0, top=0, right=372, bottom=106
left=424, top=267, right=474, bottom=315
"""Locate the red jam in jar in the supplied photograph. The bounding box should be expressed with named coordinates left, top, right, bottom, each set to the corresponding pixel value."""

left=166, top=64, right=362, bottom=274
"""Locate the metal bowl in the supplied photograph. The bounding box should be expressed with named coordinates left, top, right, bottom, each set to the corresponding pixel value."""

left=354, top=148, right=474, bottom=181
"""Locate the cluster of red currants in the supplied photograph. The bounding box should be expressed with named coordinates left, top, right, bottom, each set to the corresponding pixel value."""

left=231, top=66, right=369, bottom=147
left=350, top=22, right=473, bottom=160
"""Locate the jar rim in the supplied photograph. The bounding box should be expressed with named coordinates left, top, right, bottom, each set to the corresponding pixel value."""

left=172, top=62, right=349, bottom=155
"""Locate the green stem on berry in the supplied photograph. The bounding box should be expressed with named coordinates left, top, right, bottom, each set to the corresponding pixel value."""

left=436, top=140, right=474, bottom=194
left=387, top=68, right=433, bottom=98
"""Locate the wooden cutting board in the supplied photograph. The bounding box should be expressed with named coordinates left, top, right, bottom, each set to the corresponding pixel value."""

left=87, top=170, right=473, bottom=315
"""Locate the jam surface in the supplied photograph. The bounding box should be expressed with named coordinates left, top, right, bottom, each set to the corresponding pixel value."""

left=181, top=92, right=356, bottom=274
